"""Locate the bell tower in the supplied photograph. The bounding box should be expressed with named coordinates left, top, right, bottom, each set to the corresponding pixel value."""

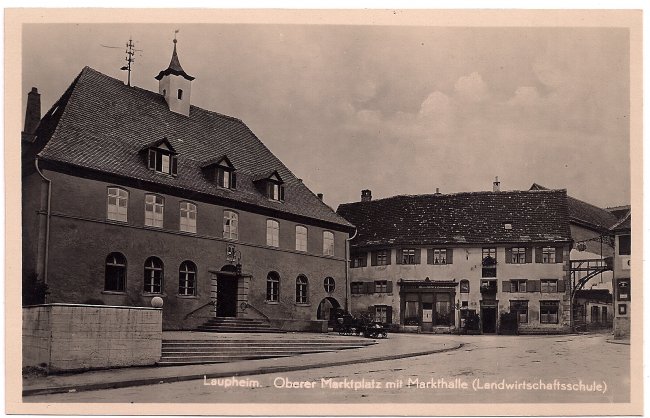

left=155, top=34, right=195, bottom=117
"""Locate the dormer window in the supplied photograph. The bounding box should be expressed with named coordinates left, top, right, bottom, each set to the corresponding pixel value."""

left=143, top=138, right=178, bottom=176
left=254, top=170, right=285, bottom=202
left=201, top=156, right=237, bottom=189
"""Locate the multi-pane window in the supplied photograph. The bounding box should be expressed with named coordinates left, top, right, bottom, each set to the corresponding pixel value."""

left=460, top=280, right=470, bottom=293
left=510, top=280, right=527, bottom=293
left=107, top=187, right=128, bottom=222
left=351, top=282, right=364, bottom=294
left=433, top=249, right=447, bottom=264
left=267, top=182, right=284, bottom=201
left=324, top=277, right=335, bottom=293
left=511, top=247, right=526, bottom=264
left=351, top=252, right=367, bottom=268
left=540, top=301, right=559, bottom=324
left=540, top=279, right=558, bottom=293
left=376, top=250, right=389, bottom=266
left=105, top=252, right=126, bottom=292
left=266, top=219, right=280, bottom=247
left=510, top=300, right=528, bottom=324
left=147, top=148, right=177, bottom=175
left=179, top=202, right=197, bottom=233
left=178, top=261, right=197, bottom=296
left=266, top=272, right=280, bottom=302
left=144, top=257, right=164, bottom=294
left=542, top=247, right=556, bottom=263
left=223, top=211, right=239, bottom=240
left=217, top=166, right=235, bottom=189
left=144, top=194, right=164, bottom=228
left=401, top=249, right=417, bottom=264
left=296, top=275, right=308, bottom=304
left=295, top=226, right=308, bottom=251
left=482, top=248, right=497, bottom=277
left=375, top=305, right=388, bottom=323
left=323, top=231, right=334, bottom=256
left=374, top=280, right=388, bottom=293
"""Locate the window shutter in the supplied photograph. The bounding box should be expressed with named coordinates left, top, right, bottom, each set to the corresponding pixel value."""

left=502, top=281, right=511, bottom=292
left=364, top=282, right=375, bottom=294
left=527, top=280, right=539, bottom=292
left=362, top=253, right=367, bottom=267
left=396, top=249, right=402, bottom=264
left=371, top=251, right=378, bottom=266
left=280, top=185, right=285, bottom=201
left=557, top=280, right=566, bottom=293
left=171, top=155, right=178, bottom=176
left=525, top=247, right=532, bottom=263
left=386, top=249, right=392, bottom=265
left=414, top=249, right=421, bottom=264
left=349, top=259, right=354, bottom=268
left=386, top=306, right=393, bottom=324
left=231, top=171, right=237, bottom=189
left=427, top=249, right=434, bottom=265
left=148, top=149, right=156, bottom=169
left=446, top=248, right=453, bottom=264
left=505, top=248, right=512, bottom=264
left=555, top=247, right=564, bottom=263
left=386, top=281, right=393, bottom=294
left=535, top=247, right=543, bottom=263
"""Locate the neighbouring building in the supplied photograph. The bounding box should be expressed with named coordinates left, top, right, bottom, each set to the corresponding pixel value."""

left=611, top=211, right=631, bottom=339
left=21, top=40, right=354, bottom=330
left=337, top=184, right=574, bottom=334
left=572, top=289, right=613, bottom=330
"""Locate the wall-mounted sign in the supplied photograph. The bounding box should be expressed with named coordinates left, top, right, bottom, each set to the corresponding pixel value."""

left=226, top=244, right=236, bottom=262
left=617, top=279, right=630, bottom=301
left=618, top=303, right=627, bottom=315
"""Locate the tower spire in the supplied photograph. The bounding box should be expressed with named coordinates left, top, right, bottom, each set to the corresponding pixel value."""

left=155, top=31, right=194, bottom=117
left=155, top=31, right=194, bottom=81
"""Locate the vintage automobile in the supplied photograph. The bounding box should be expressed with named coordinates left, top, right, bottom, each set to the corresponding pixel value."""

left=332, top=309, right=388, bottom=338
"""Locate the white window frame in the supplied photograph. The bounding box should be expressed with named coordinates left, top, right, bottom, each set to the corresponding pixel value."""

left=144, top=194, right=164, bottom=228
left=295, top=225, right=308, bottom=252
left=178, top=261, right=197, bottom=296
left=433, top=249, right=447, bottom=265
left=223, top=210, right=239, bottom=240
left=267, top=272, right=280, bottom=302
left=542, top=247, right=556, bottom=263
left=296, top=275, right=308, bottom=304
left=512, top=247, right=526, bottom=264
left=375, top=305, right=388, bottom=323
left=324, top=277, right=335, bottom=293
left=540, top=279, right=558, bottom=293
left=107, top=187, right=128, bottom=222
left=323, top=231, right=334, bottom=256
left=144, top=257, right=164, bottom=294
left=266, top=219, right=280, bottom=247
left=179, top=202, right=197, bottom=233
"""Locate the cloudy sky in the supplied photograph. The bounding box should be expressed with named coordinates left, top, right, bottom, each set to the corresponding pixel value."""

left=22, top=23, right=630, bottom=209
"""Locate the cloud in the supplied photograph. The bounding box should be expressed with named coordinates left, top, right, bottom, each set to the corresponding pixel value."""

left=453, top=72, right=489, bottom=102
left=507, top=86, right=541, bottom=106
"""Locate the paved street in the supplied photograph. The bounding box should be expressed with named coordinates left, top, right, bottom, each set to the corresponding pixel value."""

left=27, top=333, right=628, bottom=403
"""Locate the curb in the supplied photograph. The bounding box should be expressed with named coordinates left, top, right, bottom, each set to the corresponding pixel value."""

left=23, top=342, right=463, bottom=397
left=605, top=339, right=630, bottom=345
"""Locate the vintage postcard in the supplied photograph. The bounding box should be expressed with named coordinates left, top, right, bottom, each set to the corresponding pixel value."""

left=5, top=8, right=643, bottom=415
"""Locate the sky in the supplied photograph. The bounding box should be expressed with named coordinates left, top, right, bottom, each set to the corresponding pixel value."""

left=22, top=23, right=631, bottom=209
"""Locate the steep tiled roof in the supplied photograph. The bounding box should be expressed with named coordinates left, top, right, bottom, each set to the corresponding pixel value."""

left=33, top=67, right=352, bottom=229
left=336, top=190, right=572, bottom=248
left=610, top=210, right=631, bottom=232
left=530, top=183, right=618, bottom=231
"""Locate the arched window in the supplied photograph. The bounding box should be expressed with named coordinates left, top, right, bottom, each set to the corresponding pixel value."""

left=178, top=261, right=197, bottom=296
left=460, top=280, right=470, bottom=293
left=105, top=252, right=126, bottom=292
left=324, top=277, right=335, bottom=293
left=295, top=225, right=308, bottom=251
left=266, top=219, right=280, bottom=247
left=179, top=202, right=197, bottom=233
left=144, top=194, right=164, bottom=228
left=177, top=89, right=183, bottom=100
left=223, top=210, right=239, bottom=240
left=296, top=275, right=308, bottom=304
left=107, top=187, right=128, bottom=222
left=144, top=257, right=164, bottom=294
left=266, top=272, right=280, bottom=302
left=323, top=231, right=334, bottom=256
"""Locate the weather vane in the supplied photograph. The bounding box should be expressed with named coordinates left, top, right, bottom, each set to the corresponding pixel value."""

left=100, top=37, right=143, bottom=87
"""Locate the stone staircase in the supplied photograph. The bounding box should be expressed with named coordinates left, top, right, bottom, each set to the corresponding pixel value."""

left=158, top=337, right=377, bottom=366
left=196, top=317, right=282, bottom=333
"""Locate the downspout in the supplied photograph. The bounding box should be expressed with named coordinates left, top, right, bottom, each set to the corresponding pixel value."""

left=344, top=227, right=358, bottom=312
left=34, top=157, right=52, bottom=295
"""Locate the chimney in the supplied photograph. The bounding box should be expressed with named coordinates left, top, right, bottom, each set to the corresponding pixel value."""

left=361, top=189, right=372, bottom=202
left=435, top=188, right=441, bottom=195
left=493, top=176, right=501, bottom=192
left=317, top=193, right=323, bottom=201
left=23, top=87, right=41, bottom=136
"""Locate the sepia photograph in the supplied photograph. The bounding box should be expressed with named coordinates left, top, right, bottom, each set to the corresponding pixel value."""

left=6, top=7, right=642, bottom=415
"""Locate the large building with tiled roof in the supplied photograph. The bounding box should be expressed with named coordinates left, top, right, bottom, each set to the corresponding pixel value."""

left=22, top=40, right=353, bottom=330
left=336, top=184, right=574, bottom=334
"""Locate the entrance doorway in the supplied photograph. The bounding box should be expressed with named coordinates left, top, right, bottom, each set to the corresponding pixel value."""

left=481, top=306, right=497, bottom=333
left=317, top=297, right=341, bottom=327
left=213, top=265, right=239, bottom=317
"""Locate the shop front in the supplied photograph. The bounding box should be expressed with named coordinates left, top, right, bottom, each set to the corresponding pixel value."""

left=399, top=279, right=457, bottom=333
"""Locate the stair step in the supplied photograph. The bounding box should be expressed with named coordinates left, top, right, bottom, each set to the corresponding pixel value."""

left=161, top=346, right=365, bottom=354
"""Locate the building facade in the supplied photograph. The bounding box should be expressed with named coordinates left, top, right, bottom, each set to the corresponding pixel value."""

left=337, top=187, right=574, bottom=334
left=22, top=41, right=353, bottom=330
left=611, top=211, right=631, bottom=339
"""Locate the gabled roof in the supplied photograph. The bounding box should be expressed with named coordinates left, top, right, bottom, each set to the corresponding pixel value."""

left=140, top=137, right=177, bottom=154
left=253, top=170, right=283, bottom=184
left=31, top=66, right=352, bottom=230
left=530, top=183, right=618, bottom=231
left=336, top=189, right=572, bottom=248
left=610, top=210, right=631, bottom=232
left=201, top=155, right=234, bottom=170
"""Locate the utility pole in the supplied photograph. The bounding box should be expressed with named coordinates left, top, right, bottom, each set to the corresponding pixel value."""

left=101, top=37, right=143, bottom=86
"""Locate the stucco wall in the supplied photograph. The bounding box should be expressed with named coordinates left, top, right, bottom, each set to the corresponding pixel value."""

left=27, top=170, right=348, bottom=330
left=23, top=304, right=162, bottom=372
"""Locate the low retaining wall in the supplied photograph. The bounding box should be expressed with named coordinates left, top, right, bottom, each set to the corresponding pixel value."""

left=270, top=318, right=328, bottom=333
left=23, top=304, right=162, bottom=372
